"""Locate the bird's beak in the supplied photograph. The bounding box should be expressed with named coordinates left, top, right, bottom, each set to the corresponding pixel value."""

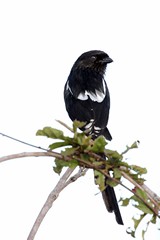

left=103, top=57, right=113, bottom=64
left=99, top=57, right=113, bottom=64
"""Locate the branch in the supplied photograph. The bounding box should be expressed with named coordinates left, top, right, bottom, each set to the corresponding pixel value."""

left=1, top=126, right=159, bottom=239
left=0, top=151, right=66, bottom=163
left=121, top=171, right=160, bottom=215
left=1, top=148, right=160, bottom=240
left=0, top=152, right=88, bottom=239
left=1, top=151, right=160, bottom=216
left=86, top=151, right=160, bottom=216
left=27, top=167, right=86, bottom=240
left=0, top=132, right=48, bottom=151
left=64, top=168, right=88, bottom=187
left=56, top=120, right=74, bottom=132
left=142, top=184, right=160, bottom=203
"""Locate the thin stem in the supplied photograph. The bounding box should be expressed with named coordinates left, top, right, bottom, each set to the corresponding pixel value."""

left=0, top=132, right=48, bottom=151
left=56, top=120, right=73, bottom=132
left=27, top=167, right=75, bottom=240
left=121, top=170, right=160, bottom=214
left=1, top=151, right=160, bottom=217
left=0, top=151, right=61, bottom=163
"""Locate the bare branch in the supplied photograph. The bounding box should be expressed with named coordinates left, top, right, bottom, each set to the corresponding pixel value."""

left=121, top=170, right=160, bottom=215
left=0, top=132, right=48, bottom=151
left=56, top=119, right=73, bottom=132
left=142, top=184, right=160, bottom=203
left=0, top=151, right=88, bottom=240
left=1, top=149, right=160, bottom=235
left=27, top=167, right=88, bottom=240
left=64, top=168, right=88, bottom=188
left=0, top=151, right=64, bottom=163
left=1, top=151, right=160, bottom=216
left=27, top=167, right=75, bottom=240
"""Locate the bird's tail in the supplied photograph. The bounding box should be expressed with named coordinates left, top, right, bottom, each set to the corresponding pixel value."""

left=102, top=179, right=123, bottom=225
left=103, top=127, right=112, bottom=141
left=97, top=153, right=123, bottom=225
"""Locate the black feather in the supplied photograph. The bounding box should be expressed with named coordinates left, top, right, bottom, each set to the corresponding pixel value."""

left=64, top=50, right=123, bottom=225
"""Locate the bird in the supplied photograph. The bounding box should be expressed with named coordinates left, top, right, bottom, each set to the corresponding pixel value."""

left=64, top=50, right=123, bottom=225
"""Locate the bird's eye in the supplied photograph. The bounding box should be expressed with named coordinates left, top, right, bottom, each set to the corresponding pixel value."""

left=90, top=56, right=96, bottom=61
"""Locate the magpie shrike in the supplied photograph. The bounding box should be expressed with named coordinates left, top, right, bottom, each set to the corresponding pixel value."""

left=64, top=50, right=123, bottom=225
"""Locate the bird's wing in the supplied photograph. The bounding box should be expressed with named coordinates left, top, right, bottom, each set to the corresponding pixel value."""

left=66, top=79, right=107, bottom=103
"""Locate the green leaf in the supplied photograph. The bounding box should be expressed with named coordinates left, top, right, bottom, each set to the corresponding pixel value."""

left=120, top=197, right=130, bottom=206
left=75, top=132, right=88, bottom=146
left=136, top=202, right=153, bottom=214
left=136, top=178, right=146, bottom=184
left=106, top=178, right=118, bottom=187
left=67, top=159, right=79, bottom=169
left=94, top=170, right=105, bottom=191
left=131, top=141, right=139, bottom=149
left=119, top=161, right=130, bottom=168
left=131, top=165, right=147, bottom=175
left=53, top=158, right=78, bottom=174
left=36, top=127, right=65, bottom=139
left=135, top=188, right=147, bottom=199
left=142, top=230, right=145, bottom=240
left=142, top=220, right=150, bottom=240
left=132, top=194, right=153, bottom=214
left=132, top=214, right=146, bottom=230
left=89, top=136, right=107, bottom=153
left=73, top=120, right=86, bottom=132
left=80, top=153, right=90, bottom=162
left=130, top=175, right=146, bottom=185
left=126, top=227, right=135, bottom=238
left=151, top=214, right=157, bottom=224
left=113, top=168, right=121, bottom=179
left=61, top=147, right=77, bottom=156
left=132, top=188, right=154, bottom=213
left=79, top=134, right=91, bottom=147
left=49, top=141, right=71, bottom=150
left=105, top=149, right=122, bottom=161
left=127, top=213, right=147, bottom=239
left=122, top=141, right=139, bottom=155
left=53, top=158, right=68, bottom=174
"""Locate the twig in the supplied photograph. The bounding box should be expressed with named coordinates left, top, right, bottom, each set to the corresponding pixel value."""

left=0, top=151, right=88, bottom=239
left=75, top=153, right=160, bottom=216
left=87, top=150, right=160, bottom=215
left=72, top=155, right=160, bottom=215
left=1, top=150, right=160, bottom=220
left=64, top=168, right=88, bottom=188
left=121, top=170, right=160, bottom=215
left=0, top=151, right=61, bottom=163
left=142, top=184, right=160, bottom=203
left=56, top=120, right=73, bottom=132
left=0, top=132, right=48, bottom=151
left=1, top=151, right=160, bottom=215
left=27, top=167, right=78, bottom=240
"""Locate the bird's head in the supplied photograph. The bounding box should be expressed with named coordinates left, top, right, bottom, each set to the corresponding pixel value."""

left=73, top=50, right=113, bottom=74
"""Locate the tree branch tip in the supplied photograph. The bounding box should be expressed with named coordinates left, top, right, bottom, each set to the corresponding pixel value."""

left=55, top=119, right=73, bottom=132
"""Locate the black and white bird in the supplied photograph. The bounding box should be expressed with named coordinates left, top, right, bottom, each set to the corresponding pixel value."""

left=64, top=50, right=123, bottom=225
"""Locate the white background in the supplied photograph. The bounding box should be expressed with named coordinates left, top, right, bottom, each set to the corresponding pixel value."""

left=0, top=0, right=160, bottom=239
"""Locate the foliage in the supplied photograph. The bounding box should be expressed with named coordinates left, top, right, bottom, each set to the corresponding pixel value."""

left=36, top=120, right=160, bottom=239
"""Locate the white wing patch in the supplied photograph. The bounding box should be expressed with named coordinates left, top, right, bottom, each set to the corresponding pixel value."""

left=66, top=79, right=106, bottom=103
left=77, top=92, right=88, bottom=100
left=78, top=79, right=106, bottom=103
left=66, top=81, right=73, bottom=95
left=88, top=89, right=105, bottom=102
